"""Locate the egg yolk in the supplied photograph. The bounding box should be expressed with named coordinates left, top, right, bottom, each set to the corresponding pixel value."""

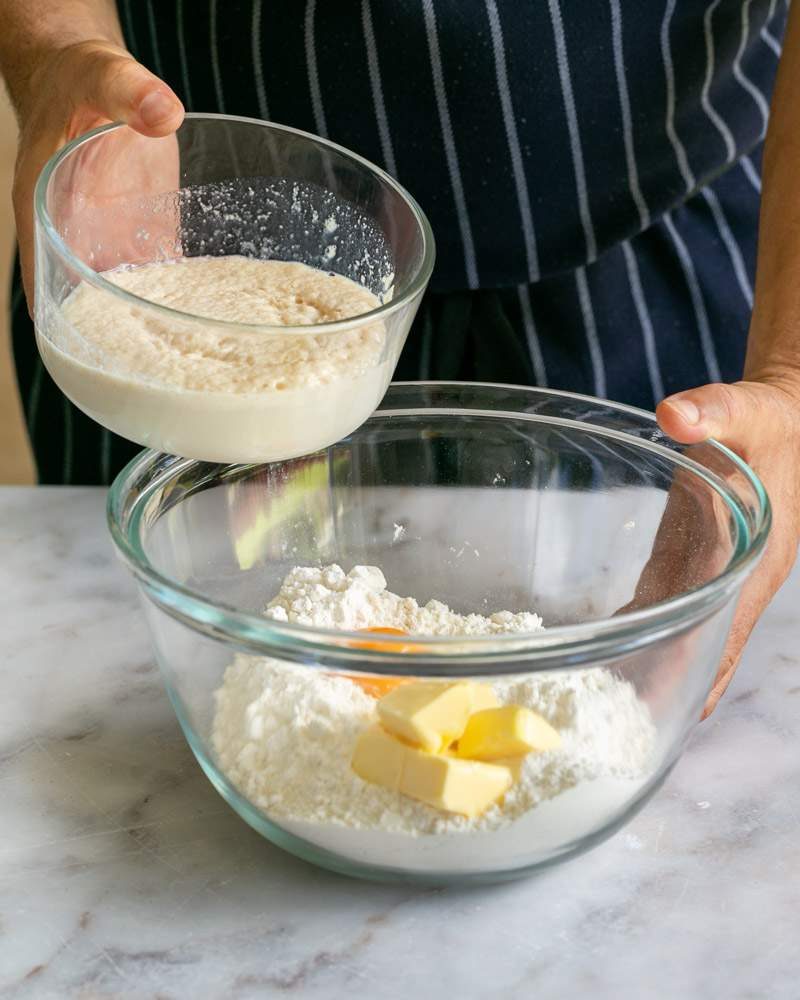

left=357, top=626, right=411, bottom=648
left=343, top=627, right=417, bottom=697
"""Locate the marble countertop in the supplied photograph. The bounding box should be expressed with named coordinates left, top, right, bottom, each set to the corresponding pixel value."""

left=1, top=486, right=798, bottom=999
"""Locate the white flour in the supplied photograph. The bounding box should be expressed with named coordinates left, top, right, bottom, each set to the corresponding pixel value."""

left=264, top=564, right=545, bottom=634
left=39, top=257, right=392, bottom=463
left=212, top=565, right=657, bottom=873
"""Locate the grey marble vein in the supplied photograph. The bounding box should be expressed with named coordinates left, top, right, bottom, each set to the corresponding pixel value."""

left=0, top=487, right=798, bottom=999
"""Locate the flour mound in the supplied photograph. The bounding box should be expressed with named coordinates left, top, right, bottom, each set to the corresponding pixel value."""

left=212, top=566, right=655, bottom=838
left=264, top=564, right=545, bottom=635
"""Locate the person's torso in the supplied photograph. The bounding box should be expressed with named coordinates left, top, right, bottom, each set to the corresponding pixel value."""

left=121, top=0, right=787, bottom=291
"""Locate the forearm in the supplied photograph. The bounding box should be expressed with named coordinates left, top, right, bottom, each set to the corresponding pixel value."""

left=658, top=3, right=800, bottom=708
left=747, top=1, right=800, bottom=389
left=0, top=0, right=124, bottom=118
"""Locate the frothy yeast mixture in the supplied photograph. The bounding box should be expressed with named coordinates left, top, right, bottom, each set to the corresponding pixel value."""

left=39, top=256, right=391, bottom=462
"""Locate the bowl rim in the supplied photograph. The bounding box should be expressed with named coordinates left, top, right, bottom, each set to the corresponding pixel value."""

left=34, top=112, right=436, bottom=336
left=107, top=383, right=772, bottom=670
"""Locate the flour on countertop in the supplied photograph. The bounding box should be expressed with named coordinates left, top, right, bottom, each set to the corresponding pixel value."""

left=212, top=565, right=656, bottom=840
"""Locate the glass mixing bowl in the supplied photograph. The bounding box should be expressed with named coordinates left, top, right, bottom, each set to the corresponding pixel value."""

left=34, top=114, right=434, bottom=463
left=107, top=384, right=770, bottom=884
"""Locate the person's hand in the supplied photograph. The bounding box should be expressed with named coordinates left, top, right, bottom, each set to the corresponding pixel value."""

left=12, top=39, right=184, bottom=307
left=657, top=377, right=800, bottom=717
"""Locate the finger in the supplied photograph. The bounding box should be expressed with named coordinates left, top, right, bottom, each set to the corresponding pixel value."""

left=700, top=610, right=753, bottom=720
left=703, top=612, right=755, bottom=717
left=701, top=657, right=740, bottom=719
left=15, top=46, right=184, bottom=308
left=656, top=382, right=765, bottom=448
left=700, top=547, right=789, bottom=718
left=78, top=46, right=184, bottom=137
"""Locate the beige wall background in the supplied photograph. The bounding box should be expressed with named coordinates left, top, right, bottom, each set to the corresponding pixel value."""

left=0, top=88, right=36, bottom=484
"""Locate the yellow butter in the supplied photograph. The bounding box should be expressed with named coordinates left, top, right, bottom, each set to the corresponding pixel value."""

left=400, top=746, right=512, bottom=817
left=456, top=705, right=561, bottom=760
left=377, top=680, right=477, bottom=752
left=351, top=725, right=512, bottom=817
left=351, top=724, right=406, bottom=792
left=491, top=755, right=525, bottom=782
left=468, top=682, right=500, bottom=713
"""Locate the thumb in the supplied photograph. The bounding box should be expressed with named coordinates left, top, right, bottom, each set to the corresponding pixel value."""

left=75, top=43, right=184, bottom=137
left=656, top=382, right=764, bottom=449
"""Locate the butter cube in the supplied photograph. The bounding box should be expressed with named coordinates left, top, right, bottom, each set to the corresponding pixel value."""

left=456, top=706, right=561, bottom=760
left=492, top=755, right=525, bottom=782
left=377, top=681, right=475, bottom=752
left=351, top=725, right=512, bottom=817
left=468, top=682, right=500, bottom=713
left=351, top=725, right=406, bottom=792
left=400, top=745, right=512, bottom=817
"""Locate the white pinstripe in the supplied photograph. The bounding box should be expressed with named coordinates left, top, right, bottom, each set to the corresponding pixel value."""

left=176, top=0, right=194, bottom=108
left=305, top=0, right=328, bottom=137
left=621, top=241, right=664, bottom=403
left=761, top=25, right=783, bottom=56
left=548, top=0, right=602, bottom=396
left=663, top=211, right=722, bottom=383
left=516, top=284, right=548, bottom=387
left=588, top=427, right=660, bottom=477
left=209, top=0, right=226, bottom=113
left=486, top=0, right=540, bottom=282
left=252, top=0, right=271, bottom=120
left=700, top=186, right=754, bottom=308
left=761, top=0, right=783, bottom=57
left=733, top=0, right=771, bottom=136
left=740, top=154, right=762, bottom=192
left=422, top=0, right=479, bottom=289
left=610, top=0, right=650, bottom=230
left=701, top=0, right=737, bottom=164
left=552, top=429, right=605, bottom=482
left=146, top=0, right=164, bottom=79
left=661, top=0, right=695, bottom=193
left=361, top=0, right=398, bottom=176
left=575, top=268, right=606, bottom=398
left=548, top=0, right=597, bottom=262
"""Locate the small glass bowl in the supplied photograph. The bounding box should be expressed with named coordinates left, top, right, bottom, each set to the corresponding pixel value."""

left=34, top=114, right=434, bottom=463
left=107, top=384, right=770, bottom=883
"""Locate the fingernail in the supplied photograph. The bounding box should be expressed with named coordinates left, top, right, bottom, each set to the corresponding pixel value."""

left=138, top=91, right=178, bottom=127
left=667, top=399, right=701, bottom=425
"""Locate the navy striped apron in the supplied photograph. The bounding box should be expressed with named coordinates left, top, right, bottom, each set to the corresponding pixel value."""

left=11, top=0, right=788, bottom=483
